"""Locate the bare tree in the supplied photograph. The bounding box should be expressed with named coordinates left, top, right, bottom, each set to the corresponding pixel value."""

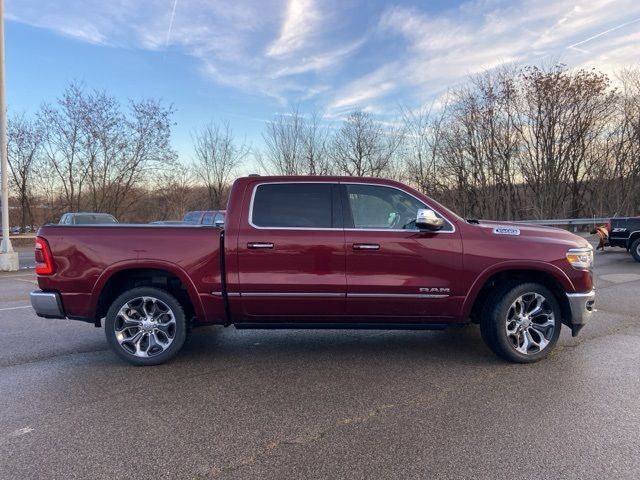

left=260, top=107, right=330, bottom=175
left=330, top=110, right=403, bottom=177
left=400, top=99, right=456, bottom=202
left=261, top=108, right=304, bottom=175
left=604, top=68, right=640, bottom=215
left=436, top=68, right=521, bottom=219
left=7, top=113, right=43, bottom=230
left=38, top=83, right=177, bottom=219
left=147, top=162, right=194, bottom=221
left=193, top=122, right=248, bottom=209
left=39, top=82, right=89, bottom=212
left=111, top=98, right=177, bottom=218
left=513, top=65, right=615, bottom=218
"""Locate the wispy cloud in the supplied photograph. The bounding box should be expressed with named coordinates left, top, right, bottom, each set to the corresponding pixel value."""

left=267, top=0, right=322, bottom=57
left=6, top=0, right=640, bottom=115
left=6, top=0, right=362, bottom=103
left=328, top=0, right=640, bottom=114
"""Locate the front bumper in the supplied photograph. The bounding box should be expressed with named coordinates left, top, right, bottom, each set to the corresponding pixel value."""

left=30, top=290, right=66, bottom=319
left=566, top=289, right=596, bottom=336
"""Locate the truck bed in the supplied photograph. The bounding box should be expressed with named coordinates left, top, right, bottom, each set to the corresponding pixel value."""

left=36, top=224, right=226, bottom=324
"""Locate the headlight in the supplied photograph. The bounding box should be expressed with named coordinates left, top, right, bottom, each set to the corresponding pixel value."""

left=566, top=247, right=594, bottom=270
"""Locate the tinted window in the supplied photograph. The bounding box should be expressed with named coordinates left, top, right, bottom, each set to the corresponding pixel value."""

left=252, top=183, right=334, bottom=228
left=214, top=213, right=225, bottom=225
left=202, top=212, right=215, bottom=225
left=74, top=214, right=118, bottom=224
left=346, top=184, right=451, bottom=231
left=183, top=212, right=202, bottom=224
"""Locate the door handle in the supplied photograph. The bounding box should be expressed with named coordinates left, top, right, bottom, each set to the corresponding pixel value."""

left=247, top=242, right=274, bottom=249
left=352, top=243, right=380, bottom=251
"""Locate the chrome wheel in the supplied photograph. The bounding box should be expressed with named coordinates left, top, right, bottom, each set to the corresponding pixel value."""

left=114, top=296, right=176, bottom=358
left=505, top=292, right=555, bottom=355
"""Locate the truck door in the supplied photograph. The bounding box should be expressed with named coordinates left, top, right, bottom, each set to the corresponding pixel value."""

left=341, top=183, right=464, bottom=320
left=235, top=181, right=346, bottom=319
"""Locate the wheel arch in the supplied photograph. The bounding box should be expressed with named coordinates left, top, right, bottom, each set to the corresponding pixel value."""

left=464, top=265, right=572, bottom=328
left=628, top=231, right=640, bottom=248
left=91, top=261, right=203, bottom=325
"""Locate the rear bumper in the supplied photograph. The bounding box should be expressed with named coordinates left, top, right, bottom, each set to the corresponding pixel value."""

left=30, top=290, right=66, bottom=319
left=566, top=289, right=596, bottom=336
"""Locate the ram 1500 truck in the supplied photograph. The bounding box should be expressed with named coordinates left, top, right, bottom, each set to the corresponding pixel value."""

left=30, top=176, right=596, bottom=365
left=608, top=217, right=640, bottom=261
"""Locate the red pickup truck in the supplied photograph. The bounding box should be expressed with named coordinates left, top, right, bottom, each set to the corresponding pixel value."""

left=30, top=176, right=595, bottom=365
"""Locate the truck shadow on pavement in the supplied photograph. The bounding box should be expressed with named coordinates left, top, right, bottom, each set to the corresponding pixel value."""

left=176, top=324, right=505, bottom=368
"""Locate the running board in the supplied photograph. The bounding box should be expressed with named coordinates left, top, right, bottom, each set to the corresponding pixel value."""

left=233, top=322, right=466, bottom=330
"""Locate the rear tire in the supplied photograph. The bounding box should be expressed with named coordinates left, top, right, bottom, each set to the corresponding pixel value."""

left=105, top=287, right=187, bottom=366
left=480, top=282, right=562, bottom=363
left=630, top=238, right=640, bottom=262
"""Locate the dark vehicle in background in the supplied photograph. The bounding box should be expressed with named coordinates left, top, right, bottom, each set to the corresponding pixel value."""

left=182, top=210, right=225, bottom=226
left=609, top=217, right=640, bottom=261
left=9, top=225, right=35, bottom=234
left=59, top=212, right=118, bottom=225
left=31, top=176, right=595, bottom=366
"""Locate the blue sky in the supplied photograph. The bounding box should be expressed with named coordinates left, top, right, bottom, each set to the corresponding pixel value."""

left=6, top=0, right=640, bottom=162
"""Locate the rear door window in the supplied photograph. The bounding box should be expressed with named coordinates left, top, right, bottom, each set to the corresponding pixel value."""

left=251, top=183, right=338, bottom=228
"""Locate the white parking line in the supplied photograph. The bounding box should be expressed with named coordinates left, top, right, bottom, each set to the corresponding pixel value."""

left=0, top=305, right=31, bottom=311
left=8, top=427, right=34, bottom=437
left=0, top=273, right=36, bottom=279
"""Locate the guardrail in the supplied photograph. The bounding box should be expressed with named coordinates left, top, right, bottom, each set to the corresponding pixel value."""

left=513, top=217, right=609, bottom=231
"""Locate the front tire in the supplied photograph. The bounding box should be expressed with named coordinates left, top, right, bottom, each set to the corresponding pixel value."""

left=480, top=282, right=562, bottom=363
left=105, top=287, right=187, bottom=366
left=630, top=238, right=640, bottom=262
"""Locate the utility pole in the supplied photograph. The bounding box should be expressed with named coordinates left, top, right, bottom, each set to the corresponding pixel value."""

left=0, top=0, right=19, bottom=271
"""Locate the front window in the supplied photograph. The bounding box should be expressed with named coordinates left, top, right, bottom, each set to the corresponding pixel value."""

left=345, top=184, right=452, bottom=231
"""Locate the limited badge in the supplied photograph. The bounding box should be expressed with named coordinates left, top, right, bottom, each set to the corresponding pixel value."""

left=493, top=227, right=520, bottom=236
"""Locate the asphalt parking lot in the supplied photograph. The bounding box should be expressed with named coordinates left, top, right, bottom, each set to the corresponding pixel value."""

left=1, top=238, right=639, bottom=479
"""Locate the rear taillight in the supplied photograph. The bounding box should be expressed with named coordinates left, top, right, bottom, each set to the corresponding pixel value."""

left=35, top=237, right=55, bottom=275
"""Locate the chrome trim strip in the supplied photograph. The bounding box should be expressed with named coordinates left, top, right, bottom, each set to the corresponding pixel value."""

left=222, top=291, right=450, bottom=299
left=241, top=292, right=345, bottom=298
left=353, top=244, right=380, bottom=250
left=247, top=242, right=274, bottom=249
left=247, top=181, right=456, bottom=233
left=347, top=293, right=450, bottom=299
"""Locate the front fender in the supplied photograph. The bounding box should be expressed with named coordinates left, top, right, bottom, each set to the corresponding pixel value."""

left=460, top=260, right=575, bottom=318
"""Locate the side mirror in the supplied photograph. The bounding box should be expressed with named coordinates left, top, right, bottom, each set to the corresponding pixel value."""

left=416, top=209, right=444, bottom=231
left=214, top=220, right=225, bottom=228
